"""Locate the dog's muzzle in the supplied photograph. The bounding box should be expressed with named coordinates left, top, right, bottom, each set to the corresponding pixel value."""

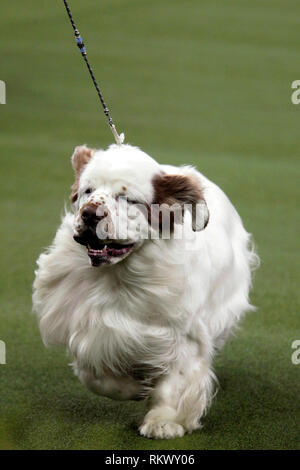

left=74, top=204, right=134, bottom=267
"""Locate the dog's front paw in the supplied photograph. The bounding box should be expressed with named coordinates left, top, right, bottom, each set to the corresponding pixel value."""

left=139, top=420, right=185, bottom=439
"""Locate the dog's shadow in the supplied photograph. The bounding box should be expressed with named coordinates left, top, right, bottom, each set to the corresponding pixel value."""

left=28, top=370, right=146, bottom=429
left=16, top=359, right=298, bottom=448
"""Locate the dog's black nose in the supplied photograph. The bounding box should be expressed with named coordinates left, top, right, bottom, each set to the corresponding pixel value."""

left=81, top=205, right=108, bottom=227
left=81, top=205, right=98, bottom=226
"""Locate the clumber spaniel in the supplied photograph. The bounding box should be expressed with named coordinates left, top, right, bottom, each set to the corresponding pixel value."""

left=33, top=144, right=258, bottom=439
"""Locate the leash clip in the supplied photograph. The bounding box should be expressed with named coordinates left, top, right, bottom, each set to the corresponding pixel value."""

left=111, top=125, right=125, bottom=145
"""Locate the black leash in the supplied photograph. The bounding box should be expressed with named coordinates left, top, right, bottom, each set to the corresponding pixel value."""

left=62, top=0, right=124, bottom=145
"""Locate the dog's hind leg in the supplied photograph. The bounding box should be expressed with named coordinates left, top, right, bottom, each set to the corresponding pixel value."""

left=73, top=363, right=143, bottom=401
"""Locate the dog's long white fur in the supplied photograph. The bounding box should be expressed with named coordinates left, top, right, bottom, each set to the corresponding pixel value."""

left=33, top=144, right=258, bottom=439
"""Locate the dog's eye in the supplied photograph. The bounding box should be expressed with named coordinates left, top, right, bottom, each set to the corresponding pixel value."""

left=127, top=199, right=140, bottom=205
left=84, top=188, right=93, bottom=195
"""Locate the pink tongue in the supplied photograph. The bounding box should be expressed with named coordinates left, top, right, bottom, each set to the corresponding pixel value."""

left=88, top=245, right=131, bottom=259
left=107, top=246, right=131, bottom=256
left=87, top=247, right=109, bottom=267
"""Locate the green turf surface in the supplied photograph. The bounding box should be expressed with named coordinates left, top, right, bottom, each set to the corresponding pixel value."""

left=0, top=0, right=299, bottom=450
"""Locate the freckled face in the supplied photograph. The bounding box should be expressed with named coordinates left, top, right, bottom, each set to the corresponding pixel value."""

left=72, top=146, right=160, bottom=266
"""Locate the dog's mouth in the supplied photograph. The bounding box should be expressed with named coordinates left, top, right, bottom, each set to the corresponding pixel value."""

left=73, top=233, right=134, bottom=267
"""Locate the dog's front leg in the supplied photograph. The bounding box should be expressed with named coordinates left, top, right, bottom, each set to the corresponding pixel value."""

left=139, top=340, right=215, bottom=439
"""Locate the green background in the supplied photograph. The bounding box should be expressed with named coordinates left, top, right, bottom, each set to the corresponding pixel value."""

left=0, top=0, right=299, bottom=450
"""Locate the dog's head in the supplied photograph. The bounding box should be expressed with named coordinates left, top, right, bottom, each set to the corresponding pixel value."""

left=71, top=144, right=209, bottom=267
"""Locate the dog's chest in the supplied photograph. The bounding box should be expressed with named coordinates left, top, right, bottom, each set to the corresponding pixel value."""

left=67, top=275, right=181, bottom=380
left=69, top=311, right=176, bottom=382
left=56, top=246, right=190, bottom=383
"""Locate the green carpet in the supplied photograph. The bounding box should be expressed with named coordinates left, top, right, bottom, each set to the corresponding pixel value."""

left=0, top=0, right=299, bottom=450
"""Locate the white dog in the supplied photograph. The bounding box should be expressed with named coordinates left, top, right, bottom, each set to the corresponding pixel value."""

left=33, top=144, right=258, bottom=439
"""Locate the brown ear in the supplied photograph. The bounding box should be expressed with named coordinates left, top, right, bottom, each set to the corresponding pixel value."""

left=152, top=173, right=209, bottom=231
left=70, top=145, right=94, bottom=203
